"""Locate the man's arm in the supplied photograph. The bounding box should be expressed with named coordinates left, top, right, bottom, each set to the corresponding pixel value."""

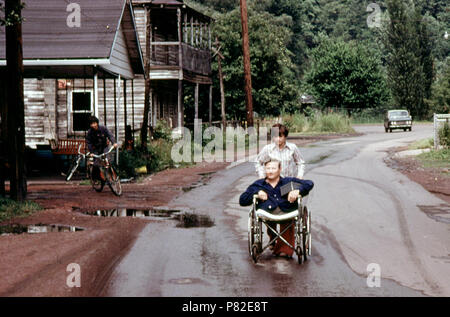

left=285, top=177, right=314, bottom=197
left=104, top=127, right=117, bottom=147
left=239, top=183, right=262, bottom=207
left=293, top=146, right=306, bottom=179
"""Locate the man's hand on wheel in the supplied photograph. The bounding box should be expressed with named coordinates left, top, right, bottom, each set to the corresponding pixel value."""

left=288, top=190, right=300, bottom=203
left=257, top=190, right=268, bottom=201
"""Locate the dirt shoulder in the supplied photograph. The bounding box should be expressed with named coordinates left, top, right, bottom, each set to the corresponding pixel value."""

left=0, top=133, right=356, bottom=297
left=385, top=147, right=450, bottom=204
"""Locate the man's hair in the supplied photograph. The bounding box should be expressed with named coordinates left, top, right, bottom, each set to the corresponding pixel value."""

left=272, top=123, right=289, bottom=137
left=89, top=116, right=99, bottom=125
left=264, top=159, right=281, bottom=168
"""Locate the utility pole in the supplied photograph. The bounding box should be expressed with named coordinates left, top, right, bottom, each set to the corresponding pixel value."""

left=239, top=0, right=254, bottom=127
left=213, top=37, right=226, bottom=129
left=5, top=0, right=27, bottom=201
left=141, top=6, right=152, bottom=149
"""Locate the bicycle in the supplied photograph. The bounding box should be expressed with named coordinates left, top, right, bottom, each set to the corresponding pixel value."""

left=88, top=147, right=122, bottom=196
left=66, top=145, right=122, bottom=196
left=65, top=144, right=88, bottom=182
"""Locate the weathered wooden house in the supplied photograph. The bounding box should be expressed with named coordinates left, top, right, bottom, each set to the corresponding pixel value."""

left=0, top=0, right=145, bottom=149
left=132, top=0, right=214, bottom=129
left=0, top=0, right=213, bottom=150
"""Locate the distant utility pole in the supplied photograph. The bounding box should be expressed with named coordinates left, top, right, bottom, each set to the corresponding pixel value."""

left=5, top=0, right=27, bottom=201
left=239, top=0, right=254, bottom=127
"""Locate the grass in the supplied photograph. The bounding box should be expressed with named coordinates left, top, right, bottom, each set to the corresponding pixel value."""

left=417, top=149, right=450, bottom=170
left=0, top=198, right=43, bottom=223
left=281, top=113, right=356, bottom=134
left=409, top=138, right=434, bottom=150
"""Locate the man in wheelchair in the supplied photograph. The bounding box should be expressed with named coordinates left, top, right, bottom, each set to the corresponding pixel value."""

left=239, top=159, right=314, bottom=258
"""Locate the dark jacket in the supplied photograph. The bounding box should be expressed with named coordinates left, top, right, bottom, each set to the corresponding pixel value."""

left=86, top=125, right=116, bottom=154
left=239, top=177, right=314, bottom=212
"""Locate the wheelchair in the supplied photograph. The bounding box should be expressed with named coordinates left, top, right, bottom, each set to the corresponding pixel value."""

left=248, top=195, right=311, bottom=264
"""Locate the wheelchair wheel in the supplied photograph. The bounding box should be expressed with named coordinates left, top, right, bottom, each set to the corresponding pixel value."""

left=251, top=244, right=259, bottom=263
left=296, top=246, right=303, bottom=264
left=303, top=206, right=311, bottom=261
left=295, top=215, right=304, bottom=264
left=248, top=216, right=255, bottom=255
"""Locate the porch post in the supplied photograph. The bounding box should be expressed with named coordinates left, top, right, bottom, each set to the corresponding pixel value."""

left=131, top=79, right=135, bottom=139
left=190, top=16, right=194, bottom=46
left=93, top=68, right=99, bottom=117
left=209, top=85, right=212, bottom=125
left=103, top=75, right=107, bottom=126
left=177, top=8, right=183, bottom=130
left=123, top=79, right=127, bottom=130
left=116, top=74, right=121, bottom=163
left=195, top=82, right=199, bottom=120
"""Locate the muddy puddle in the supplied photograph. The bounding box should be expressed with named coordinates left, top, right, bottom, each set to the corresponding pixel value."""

left=73, top=206, right=215, bottom=228
left=0, top=223, right=84, bottom=236
left=182, top=172, right=215, bottom=192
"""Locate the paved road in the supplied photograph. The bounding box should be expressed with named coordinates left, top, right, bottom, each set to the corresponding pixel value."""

left=104, top=124, right=450, bottom=297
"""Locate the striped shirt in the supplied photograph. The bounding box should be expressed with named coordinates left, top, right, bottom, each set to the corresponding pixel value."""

left=255, top=142, right=305, bottom=179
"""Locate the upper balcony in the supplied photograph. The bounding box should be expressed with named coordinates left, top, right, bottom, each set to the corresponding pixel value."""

left=133, top=0, right=213, bottom=84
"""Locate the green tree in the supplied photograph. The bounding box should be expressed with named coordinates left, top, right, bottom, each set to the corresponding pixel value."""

left=304, top=37, right=389, bottom=113
left=429, top=59, right=450, bottom=114
left=383, top=0, right=428, bottom=119
left=212, top=5, right=300, bottom=119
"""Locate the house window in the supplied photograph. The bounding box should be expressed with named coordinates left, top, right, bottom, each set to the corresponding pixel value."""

left=70, top=91, right=93, bottom=133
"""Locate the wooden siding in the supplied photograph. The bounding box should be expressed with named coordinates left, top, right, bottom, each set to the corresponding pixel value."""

left=23, top=77, right=148, bottom=148
left=103, top=25, right=135, bottom=79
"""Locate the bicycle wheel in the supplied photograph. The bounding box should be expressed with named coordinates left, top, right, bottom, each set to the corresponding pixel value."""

left=106, top=165, right=122, bottom=196
left=88, top=164, right=105, bottom=192
left=65, top=156, right=81, bottom=181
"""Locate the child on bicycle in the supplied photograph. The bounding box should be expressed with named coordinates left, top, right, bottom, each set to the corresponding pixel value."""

left=86, top=116, right=118, bottom=181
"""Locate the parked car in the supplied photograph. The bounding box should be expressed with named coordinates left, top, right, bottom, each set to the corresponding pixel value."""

left=384, top=110, right=412, bottom=133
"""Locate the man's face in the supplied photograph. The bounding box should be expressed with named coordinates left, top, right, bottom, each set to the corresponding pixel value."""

left=265, top=162, right=281, bottom=180
left=90, top=122, right=99, bottom=130
left=273, top=135, right=287, bottom=148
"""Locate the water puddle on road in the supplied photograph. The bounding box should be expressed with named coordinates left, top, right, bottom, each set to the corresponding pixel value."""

left=417, top=204, right=450, bottom=224
left=0, top=224, right=84, bottom=236
left=74, top=207, right=215, bottom=228
left=182, top=172, right=215, bottom=192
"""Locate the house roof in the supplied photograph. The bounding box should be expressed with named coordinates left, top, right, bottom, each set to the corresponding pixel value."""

left=0, top=0, right=144, bottom=78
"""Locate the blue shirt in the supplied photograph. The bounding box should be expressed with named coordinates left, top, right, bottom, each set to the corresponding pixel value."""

left=239, top=177, right=314, bottom=212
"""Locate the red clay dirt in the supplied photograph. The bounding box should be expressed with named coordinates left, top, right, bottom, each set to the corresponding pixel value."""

left=385, top=148, right=450, bottom=204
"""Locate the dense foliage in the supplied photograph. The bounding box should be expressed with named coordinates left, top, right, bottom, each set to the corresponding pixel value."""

left=304, top=38, right=389, bottom=113
left=187, top=0, right=449, bottom=120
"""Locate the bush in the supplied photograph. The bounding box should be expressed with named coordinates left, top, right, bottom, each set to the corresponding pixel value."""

left=119, top=120, right=176, bottom=178
left=438, top=121, right=450, bottom=148
left=282, top=113, right=308, bottom=133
